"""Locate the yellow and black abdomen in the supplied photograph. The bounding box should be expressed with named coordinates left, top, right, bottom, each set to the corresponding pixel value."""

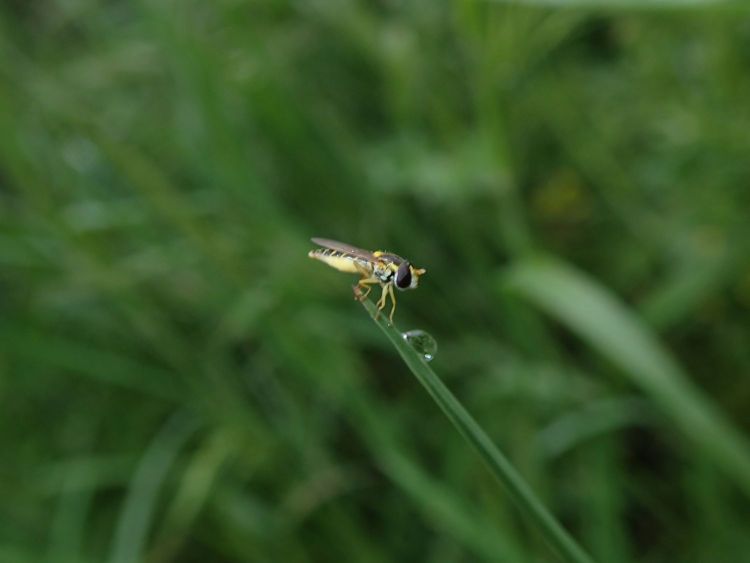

left=308, top=248, right=371, bottom=275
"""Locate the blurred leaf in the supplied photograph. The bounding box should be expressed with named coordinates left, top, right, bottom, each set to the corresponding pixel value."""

left=1, top=326, right=181, bottom=400
left=151, top=430, right=235, bottom=562
left=493, top=0, right=745, bottom=9
left=504, top=257, right=750, bottom=497
left=535, top=396, right=651, bottom=459
left=377, top=448, right=525, bottom=562
left=108, top=412, right=199, bottom=563
left=638, top=241, right=734, bottom=330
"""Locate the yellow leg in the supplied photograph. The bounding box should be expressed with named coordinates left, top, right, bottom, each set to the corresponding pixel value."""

left=374, top=284, right=389, bottom=320
left=354, top=276, right=379, bottom=301
left=388, top=284, right=397, bottom=324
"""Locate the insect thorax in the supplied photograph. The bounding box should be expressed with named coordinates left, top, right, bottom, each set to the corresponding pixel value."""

left=374, top=261, right=395, bottom=283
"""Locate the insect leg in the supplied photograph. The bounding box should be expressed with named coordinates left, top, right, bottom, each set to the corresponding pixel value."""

left=374, top=284, right=389, bottom=320
left=388, top=284, right=397, bottom=324
left=354, top=276, right=380, bottom=301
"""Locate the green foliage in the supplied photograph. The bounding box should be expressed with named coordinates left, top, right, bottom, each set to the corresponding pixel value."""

left=2, top=0, right=750, bottom=562
left=362, top=298, right=593, bottom=563
left=505, top=258, right=750, bottom=496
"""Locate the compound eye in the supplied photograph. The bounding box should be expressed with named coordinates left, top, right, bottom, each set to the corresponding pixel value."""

left=395, top=261, right=412, bottom=289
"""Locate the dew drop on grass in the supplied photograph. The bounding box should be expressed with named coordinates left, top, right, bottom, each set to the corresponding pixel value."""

left=401, top=329, right=437, bottom=362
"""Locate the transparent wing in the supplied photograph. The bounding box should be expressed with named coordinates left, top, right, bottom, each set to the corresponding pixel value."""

left=310, top=238, right=376, bottom=262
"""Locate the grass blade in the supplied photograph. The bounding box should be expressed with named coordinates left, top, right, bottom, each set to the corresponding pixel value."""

left=360, top=299, right=595, bottom=563
left=503, top=257, right=750, bottom=497
left=108, top=412, right=199, bottom=563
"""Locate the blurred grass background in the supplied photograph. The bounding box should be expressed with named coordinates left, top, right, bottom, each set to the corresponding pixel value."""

left=3, top=0, right=750, bottom=562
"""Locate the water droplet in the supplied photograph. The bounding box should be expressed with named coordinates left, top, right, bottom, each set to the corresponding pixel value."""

left=402, top=329, right=438, bottom=362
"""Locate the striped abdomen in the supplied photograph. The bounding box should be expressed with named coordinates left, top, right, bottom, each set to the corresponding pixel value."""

left=308, top=248, right=372, bottom=274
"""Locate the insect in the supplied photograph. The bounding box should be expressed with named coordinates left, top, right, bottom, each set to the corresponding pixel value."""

left=308, top=237, right=426, bottom=324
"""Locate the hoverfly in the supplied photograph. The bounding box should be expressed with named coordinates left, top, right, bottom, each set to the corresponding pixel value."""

left=308, top=238, right=426, bottom=324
